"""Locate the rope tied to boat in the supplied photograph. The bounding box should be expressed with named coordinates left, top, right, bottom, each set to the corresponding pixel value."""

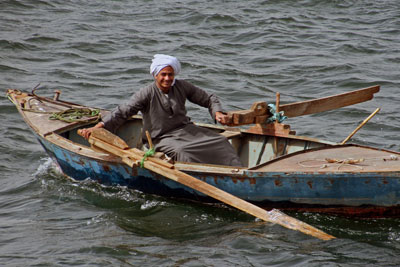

left=297, top=155, right=398, bottom=171
left=140, top=148, right=155, bottom=168
left=49, top=108, right=101, bottom=123
left=267, top=104, right=287, bottom=123
left=298, top=158, right=365, bottom=170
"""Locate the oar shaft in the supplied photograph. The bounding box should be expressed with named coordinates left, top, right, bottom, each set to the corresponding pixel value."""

left=88, top=133, right=335, bottom=240
left=341, top=108, right=380, bottom=145
left=156, top=163, right=334, bottom=240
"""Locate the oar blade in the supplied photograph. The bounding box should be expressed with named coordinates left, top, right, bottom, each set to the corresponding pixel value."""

left=280, top=85, right=380, bottom=118
left=90, top=128, right=129, bottom=149
left=266, top=209, right=335, bottom=240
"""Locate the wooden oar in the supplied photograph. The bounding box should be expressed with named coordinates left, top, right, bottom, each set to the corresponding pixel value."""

left=78, top=128, right=335, bottom=240
left=280, top=85, right=380, bottom=118
left=226, top=85, right=380, bottom=127
left=341, top=108, right=381, bottom=145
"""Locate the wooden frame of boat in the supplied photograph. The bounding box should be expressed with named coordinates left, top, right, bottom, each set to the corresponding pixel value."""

left=7, top=87, right=400, bottom=218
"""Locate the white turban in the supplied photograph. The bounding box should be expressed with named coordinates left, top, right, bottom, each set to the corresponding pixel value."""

left=150, top=54, right=181, bottom=77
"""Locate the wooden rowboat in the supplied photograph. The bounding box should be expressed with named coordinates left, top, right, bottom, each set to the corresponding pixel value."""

left=6, top=86, right=400, bottom=218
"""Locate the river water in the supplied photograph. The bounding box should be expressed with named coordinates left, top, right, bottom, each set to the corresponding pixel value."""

left=1, top=0, right=400, bottom=266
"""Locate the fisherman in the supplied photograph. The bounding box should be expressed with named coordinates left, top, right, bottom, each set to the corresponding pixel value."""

left=81, top=54, right=242, bottom=166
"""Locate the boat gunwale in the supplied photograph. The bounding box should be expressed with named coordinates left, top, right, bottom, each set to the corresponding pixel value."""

left=9, top=89, right=338, bottom=145
left=45, top=131, right=249, bottom=175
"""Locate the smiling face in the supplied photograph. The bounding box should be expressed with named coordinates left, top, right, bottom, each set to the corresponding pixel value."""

left=155, top=66, right=175, bottom=93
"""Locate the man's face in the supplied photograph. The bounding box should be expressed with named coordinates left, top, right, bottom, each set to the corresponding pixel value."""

left=155, top=66, right=175, bottom=93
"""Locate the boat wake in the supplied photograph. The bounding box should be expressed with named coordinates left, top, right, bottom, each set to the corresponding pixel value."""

left=33, top=156, right=169, bottom=209
left=33, top=157, right=61, bottom=177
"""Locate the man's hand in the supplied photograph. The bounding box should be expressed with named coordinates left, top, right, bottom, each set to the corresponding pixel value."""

left=79, top=122, right=104, bottom=139
left=215, top=111, right=229, bottom=125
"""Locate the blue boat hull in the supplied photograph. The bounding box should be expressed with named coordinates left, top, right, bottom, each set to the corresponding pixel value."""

left=36, top=132, right=400, bottom=217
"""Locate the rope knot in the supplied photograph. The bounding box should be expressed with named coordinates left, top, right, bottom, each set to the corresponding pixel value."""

left=267, top=104, right=287, bottom=123
left=140, top=148, right=155, bottom=168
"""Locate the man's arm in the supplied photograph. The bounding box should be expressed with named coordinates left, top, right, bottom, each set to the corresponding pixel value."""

left=182, top=80, right=225, bottom=121
left=81, top=85, right=151, bottom=139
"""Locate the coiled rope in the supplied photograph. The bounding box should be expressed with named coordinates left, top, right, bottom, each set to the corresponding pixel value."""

left=49, top=108, right=100, bottom=123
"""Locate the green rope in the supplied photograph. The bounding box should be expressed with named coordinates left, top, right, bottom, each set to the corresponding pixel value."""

left=267, top=104, right=288, bottom=123
left=140, top=148, right=155, bottom=168
left=49, top=108, right=100, bottom=123
left=7, top=92, right=100, bottom=123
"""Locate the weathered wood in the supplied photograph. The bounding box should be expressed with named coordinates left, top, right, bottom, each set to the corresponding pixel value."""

left=254, top=115, right=268, bottom=124
left=247, top=123, right=294, bottom=137
left=128, top=148, right=175, bottom=169
left=86, top=128, right=335, bottom=241
left=253, top=144, right=400, bottom=172
left=280, top=85, right=380, bottom=118
left=78, top=129, right=174, bottom=169
left=227, top=101, right=270, bottom=126
left=341, top=108, right=381, bottom=145
left=251, top=101, right=269, bottom=116
left=220, top=130, right=242, bottom=139
left=89, top=128, right=129, bottom=149
left=273, top=93, right=282, bottom=157
left=275, top=92, right=281, bottom=113
left=226, top=86, right=379, bottom=127
left=229, top=109, right=256, bottom=125
left=145, top=130, right=154, bottom=149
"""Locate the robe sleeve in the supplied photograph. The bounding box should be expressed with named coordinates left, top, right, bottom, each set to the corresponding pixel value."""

left=180, top=80, right=223, bottom=120
left=101, top=86, right=151, bottom=132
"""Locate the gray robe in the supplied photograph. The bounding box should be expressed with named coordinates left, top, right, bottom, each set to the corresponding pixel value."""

left=102, top=79, right=242, bottom=166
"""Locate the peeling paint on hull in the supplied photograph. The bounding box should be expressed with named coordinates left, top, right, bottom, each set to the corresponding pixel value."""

left=37, top=134, right=400, bottom=218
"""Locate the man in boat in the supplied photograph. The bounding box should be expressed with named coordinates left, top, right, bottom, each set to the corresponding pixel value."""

left=81, top=54, right=242, bottom=166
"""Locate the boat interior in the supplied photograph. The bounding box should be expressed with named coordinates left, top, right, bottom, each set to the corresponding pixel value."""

left=8, top=89, right=335, bottom=169
left=64, top=116, right=334, bottom=169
